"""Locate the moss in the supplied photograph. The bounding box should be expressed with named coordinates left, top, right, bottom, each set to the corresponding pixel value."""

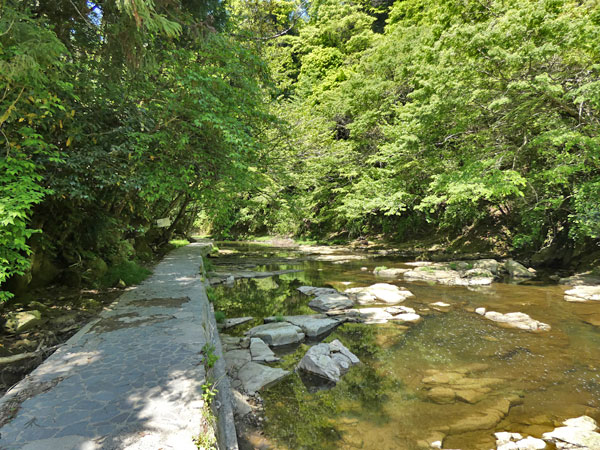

left=169, top=239, right=190, bottom=248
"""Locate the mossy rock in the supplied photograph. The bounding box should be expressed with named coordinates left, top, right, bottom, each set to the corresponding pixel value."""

left=5, top=310, right=44, bottom=333
left=84, top=256, right=108, bottom=280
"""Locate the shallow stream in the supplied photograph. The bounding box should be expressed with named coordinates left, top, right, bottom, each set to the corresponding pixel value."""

left=210, top=243, right=600, bottom=450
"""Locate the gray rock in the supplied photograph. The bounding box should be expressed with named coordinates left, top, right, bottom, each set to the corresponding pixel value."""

left=559, top=272, right=600, bottom=286
left=297, top=286, right=338, bottom=296
left=505, top=259, right=535, bottom=278
left=232, top=389, right=252, bottom=417
left=374, top=267, right=409, bottom=277
left=483, top=311, right=550, bottom=332
left=297, top=340, right=359, bottom=383
left=250, top=338, right=279, bottom=362
left=5, top=310, right=43, bottom=333
left=328, top=339, right=360, bottom=364
left=224, top=349, right=251, bottom=372
left=309, top=293, right=354, bottom=312
left=474, top=259, right=500, bottom=275
left=564, top=286, right=600, bottom=302
left=237, top=362, right=289, bottom=394
left=219, top=316, right=253, bottom=329
left=543, top=415, right=600, bottom=450
left=245, top=322, right=305, bottom=346
left=266, top=315, right=341, bottom=337
left=345, top=283, right=413, bottom=304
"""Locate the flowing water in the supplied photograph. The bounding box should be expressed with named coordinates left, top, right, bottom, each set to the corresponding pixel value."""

left=210, top=243, right=600, bottom=450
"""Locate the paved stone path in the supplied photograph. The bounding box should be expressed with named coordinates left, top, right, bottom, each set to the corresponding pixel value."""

left=0, top=243, right=220, bottom=450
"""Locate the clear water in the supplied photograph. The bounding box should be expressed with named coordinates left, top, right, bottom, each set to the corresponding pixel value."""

left=211, top=243, right=600, bottom=450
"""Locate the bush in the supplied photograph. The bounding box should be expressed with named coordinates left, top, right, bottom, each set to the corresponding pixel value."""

left=101, top=261, right=151, bottom=287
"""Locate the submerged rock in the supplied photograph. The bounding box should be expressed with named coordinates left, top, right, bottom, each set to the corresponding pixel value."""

left=245, top=322, right=305, bottom=346
left=345, top=283, right=414, bottom=304
left=564, top=285, right=600, bottom=302
left=542, top=415, right=600, bottom=450
left=483, top=311, right=551, bottom=332
left=309, top=293, right=354, bottom=312
left=356, top=307, right=422, bottom=324
left=505, top=259, right=535, bottom=279
left=297, top=339, right=359, bottom=383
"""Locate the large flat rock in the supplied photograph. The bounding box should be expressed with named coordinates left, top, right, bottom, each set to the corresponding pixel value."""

left=564, top=285, right=600, bottom=302
left=237, top=362, right=290, bottom=395
left=543, top=415, right=600, bottom=449
left=345, top=283, right=413, bottom=304
left=308, top=293, right=354, bottom=312
left=265, top=315, right=341, bottom=337
left=245, top=322, right=305, bottom=346
left=483, top=310, right=551, bottom=332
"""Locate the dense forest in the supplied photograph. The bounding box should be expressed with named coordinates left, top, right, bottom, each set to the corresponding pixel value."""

left=1, top=0, right=599, bottom=300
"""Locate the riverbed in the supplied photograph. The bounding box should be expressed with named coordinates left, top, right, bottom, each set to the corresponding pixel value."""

left=210, top=242, right=600, bottom=450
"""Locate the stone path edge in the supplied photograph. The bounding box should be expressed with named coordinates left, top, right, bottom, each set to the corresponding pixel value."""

left=200, top=259, right=239, bottom=450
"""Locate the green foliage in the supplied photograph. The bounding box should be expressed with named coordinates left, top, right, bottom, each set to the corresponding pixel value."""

left=274, top=313, right=285, bottom=322
left=230, top=0, right=600, bottom=254
left=214, top=311, right=226, bottom=323
left=201, top=378, right=219, bottom=405
left=101, top=261, right=151, bottom=287
left=169, top=239, right=190, bottom=248
left=201, top=343, right=219, bottom=369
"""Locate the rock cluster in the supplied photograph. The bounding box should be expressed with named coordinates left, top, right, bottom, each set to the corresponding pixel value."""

left=403, top=259, right=498, bottom=286
left=542, top=416, right=600, bottom=450
left=345, top=283, right=414, bottom=304
left=223, top=337, right=289, bottom=395
left=475, top=308, right=551, bottom=332
left=297, top=339, right=360, bottom=383
left=495, top=432, right=546, bottom=450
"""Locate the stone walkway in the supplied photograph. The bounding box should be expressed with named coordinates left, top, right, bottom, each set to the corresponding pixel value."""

left=0, top=243, right=225, bottom=450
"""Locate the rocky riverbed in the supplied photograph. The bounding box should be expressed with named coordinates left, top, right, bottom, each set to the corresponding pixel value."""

left=206, top=242, right=599, bottom=450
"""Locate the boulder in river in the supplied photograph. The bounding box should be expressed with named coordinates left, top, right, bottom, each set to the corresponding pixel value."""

left=345, top=283, right=413, bottom=304
left=564, top=285, right=600, bottom=302
left=505, top=259, right=535, bottom=278
left=245, top=322, right=305, bottom=346
left=483, top=311, right=551, bottom=332
left=542, top=415, right=600, bottom=450
left=309, top=293, right=354, bottom=312
left=297, top=339, right=359, bottom=383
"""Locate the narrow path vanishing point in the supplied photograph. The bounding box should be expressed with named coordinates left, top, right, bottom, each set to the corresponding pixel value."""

left=0, top=243, right=233, bottom=450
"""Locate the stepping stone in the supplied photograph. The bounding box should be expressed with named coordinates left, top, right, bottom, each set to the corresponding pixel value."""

left=219, top=317, right=253, bottom=329
left=308, top=293, right=354, bottom=312
left=297, top=286, right=338, bottom=296
left=245, top=322, right=305, bottom=346
left=265, top=315, right=341, bottom=337
left=250, top=338, right=279, bottom=362
left=237, top=362, right=289, bottom=394
left=483, top=311, right=550, bottom=332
